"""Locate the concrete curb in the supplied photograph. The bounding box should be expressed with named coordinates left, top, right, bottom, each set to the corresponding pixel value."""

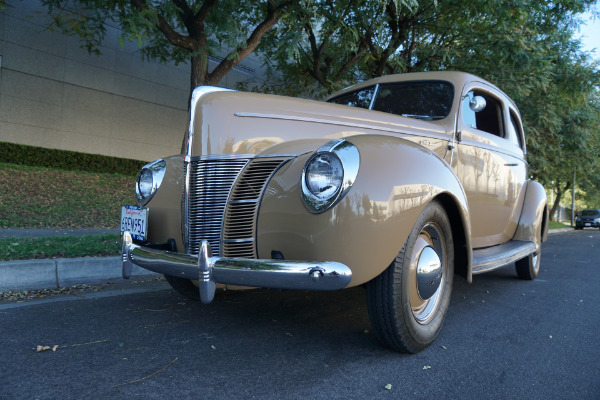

left=0, top=256, right=158, bottom=291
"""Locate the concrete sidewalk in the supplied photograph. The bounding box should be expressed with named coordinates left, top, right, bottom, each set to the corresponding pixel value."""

left=0, top=227, right=576, bottom=292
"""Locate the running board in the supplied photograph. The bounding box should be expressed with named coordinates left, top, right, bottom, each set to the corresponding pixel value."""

left=472, top=240, right=536, bottom=275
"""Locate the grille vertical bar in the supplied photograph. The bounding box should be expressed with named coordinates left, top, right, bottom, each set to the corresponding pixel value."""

left=187, top=158, right=249, bottom=256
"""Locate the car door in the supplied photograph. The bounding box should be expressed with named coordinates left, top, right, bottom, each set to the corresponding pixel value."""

left=453, top=83, right=527, bottom=248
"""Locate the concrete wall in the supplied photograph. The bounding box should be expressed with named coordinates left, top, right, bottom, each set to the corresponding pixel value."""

left=0, top=1, right=266, bottom=162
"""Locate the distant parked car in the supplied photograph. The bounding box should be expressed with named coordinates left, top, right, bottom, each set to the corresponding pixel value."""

left=575, top=209, right=600, bottom=230
left=120, top=71, right=548, bottom=353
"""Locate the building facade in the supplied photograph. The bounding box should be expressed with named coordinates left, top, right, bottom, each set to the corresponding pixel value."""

left=0, top=1, right=266, bottom=161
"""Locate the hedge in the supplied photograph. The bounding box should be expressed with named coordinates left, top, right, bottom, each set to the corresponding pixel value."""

left=0, top=142, right=146, bottom=176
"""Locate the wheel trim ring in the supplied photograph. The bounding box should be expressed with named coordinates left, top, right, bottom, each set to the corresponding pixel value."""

left=409, top=223, right=446, bottom=325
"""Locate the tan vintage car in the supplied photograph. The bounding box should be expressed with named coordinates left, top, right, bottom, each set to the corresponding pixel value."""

left=120, top=71, right=548, bottom=353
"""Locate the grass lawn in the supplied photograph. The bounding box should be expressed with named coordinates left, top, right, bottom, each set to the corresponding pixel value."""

left=0, top=163, right=136, bottom=228
left=0, top=234, right=121, bottom=261
left=0, top=163, right=137, bottom=260
left=548, top=220, right=572, bottom=230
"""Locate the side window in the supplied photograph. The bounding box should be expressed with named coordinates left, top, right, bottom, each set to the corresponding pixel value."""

left=462, top=91, right=504, bottom=137
left=328, top=86, right=376, bottom=109
left=506, top=110, right=524, bottom=148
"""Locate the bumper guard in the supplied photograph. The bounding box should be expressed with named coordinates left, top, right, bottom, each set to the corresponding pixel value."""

left=121, top=231, right=352, bottom=304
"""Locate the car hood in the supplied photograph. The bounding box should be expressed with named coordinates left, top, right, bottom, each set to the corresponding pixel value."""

left=185, top=88, right=450, bottom=159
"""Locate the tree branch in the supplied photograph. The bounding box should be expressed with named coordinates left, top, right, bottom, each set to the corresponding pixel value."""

left=170, top=0, right=194, bottom=31
left=129, top=0, right=195, bottom=50
left=208, top=1, right=291, bottom=85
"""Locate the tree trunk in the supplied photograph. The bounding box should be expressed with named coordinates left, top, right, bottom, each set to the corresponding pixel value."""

left=549, top=181, right=571, bottom=221
left=188, top=53, right=211, bottom=106
left=549, top=191, right=562, bottom=221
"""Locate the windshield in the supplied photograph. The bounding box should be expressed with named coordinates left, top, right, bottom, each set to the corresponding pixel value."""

left=327, top=86, right=376, bottom=109
left=328, top=80, right=454, bottom=121
left=580, top=210, right=600, bottom=216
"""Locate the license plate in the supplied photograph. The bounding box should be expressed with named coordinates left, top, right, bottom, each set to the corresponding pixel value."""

left=585, top=223, right=591, bottom=227
left=121, top=205, right=148, bottom=241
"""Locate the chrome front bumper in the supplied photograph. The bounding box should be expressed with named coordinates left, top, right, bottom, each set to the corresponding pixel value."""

left=121, top=231, right=352, bottom=304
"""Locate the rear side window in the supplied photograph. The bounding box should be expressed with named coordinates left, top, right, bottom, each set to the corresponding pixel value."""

left=506, top=110, right=524, bottom=148
left=328, top=86, right=376, bottom=109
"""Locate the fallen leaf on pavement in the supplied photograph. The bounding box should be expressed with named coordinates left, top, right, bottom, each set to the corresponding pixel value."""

left=36, top=345, right=58, bottom=353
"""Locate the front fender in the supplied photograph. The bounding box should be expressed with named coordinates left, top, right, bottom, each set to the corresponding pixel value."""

left=256, top=135, right=471, bottom=287
left=143, top=155, right=185, bottom=250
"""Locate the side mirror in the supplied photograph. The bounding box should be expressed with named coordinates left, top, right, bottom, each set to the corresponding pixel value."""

left=469, top=96, right=487, bottom=112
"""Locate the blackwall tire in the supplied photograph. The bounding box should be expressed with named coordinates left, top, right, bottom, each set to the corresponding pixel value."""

left=515, top=251, right=540, bottom=280
left=366, top=200, right=454, bottom=353
left=164, top=275, right=200, bottom=301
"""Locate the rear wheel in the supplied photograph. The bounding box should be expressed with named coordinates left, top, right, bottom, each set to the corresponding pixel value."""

left=515, top=251, right=540, bottom=280
left=366, top=201, right=454, bottom=353
left=164, top=275, right=200, bottom=301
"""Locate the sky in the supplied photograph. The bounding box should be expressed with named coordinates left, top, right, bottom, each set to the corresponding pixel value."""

left=578, top=10, right=600, bottom=58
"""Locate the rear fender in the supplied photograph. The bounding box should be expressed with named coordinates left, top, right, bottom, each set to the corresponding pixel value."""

left=513, top=180, right=549, bottom=252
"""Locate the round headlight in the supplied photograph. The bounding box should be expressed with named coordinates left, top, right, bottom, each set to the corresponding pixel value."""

left=137, top=169, right=154, bottom=200
left=305, top=153, right=344, bottom=199
left=301, top=139, right=360, bottom=214
left=136, top=159, right=166, bottom=205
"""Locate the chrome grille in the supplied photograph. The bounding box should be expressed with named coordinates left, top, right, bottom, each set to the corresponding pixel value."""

left=187, top=158, right=249, bottom=256
left=222, top=158, right=289, bottom=258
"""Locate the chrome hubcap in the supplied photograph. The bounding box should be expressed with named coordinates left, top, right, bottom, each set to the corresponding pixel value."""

left=409, top=223, right=446, bottom=325
left=416, top=246, right=442, bottom=300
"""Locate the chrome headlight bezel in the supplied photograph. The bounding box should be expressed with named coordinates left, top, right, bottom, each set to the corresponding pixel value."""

left=136, top=159, right=166, bottom=205
left=301, top=139, right=360, bottom=214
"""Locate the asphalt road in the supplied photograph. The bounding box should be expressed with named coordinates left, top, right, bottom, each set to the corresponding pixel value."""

left=1, top=231, right=598, bottom=400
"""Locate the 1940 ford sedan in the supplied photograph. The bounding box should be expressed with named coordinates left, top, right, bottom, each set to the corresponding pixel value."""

left=120, top=71, right=548, bottom=353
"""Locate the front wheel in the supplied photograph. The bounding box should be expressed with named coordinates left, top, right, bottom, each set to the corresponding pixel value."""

left=366, top=200, right=454, bottom=353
